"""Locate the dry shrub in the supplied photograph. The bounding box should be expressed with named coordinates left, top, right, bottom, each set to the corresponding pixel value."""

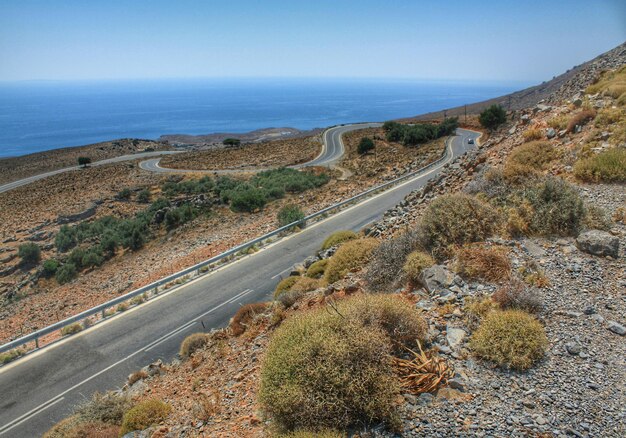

left=274, top=276, right=300, bottom=298
left=305, top=259, right=328, bottom=278
left=403, top=250, right=435, bottom=285
left=230, top=302, right=268, bottom=336
left=291, top=277, right=321, bottom=293
left=419, top=193, right=500, bottom=260
left=321, top=230, right=357, bottom=250
left=613, top=206, right=626, bottom=224
left=492, top=281, right=543, bottom=314
left=393, top=341, right=453, bottom=394
left=259, top=294, right=425, bottom=432
left=464, top=296, right=497, bottom=331
left=506, top=201, right=534, bottom=237
left=504, top=141, right=557, bottom=180
left=119, top=399, right=171, bottom=436
left=594, top=108, right=623, bottom=127
left=127, top=370, right=148, bottom=386
left=324, top=238, right=379, bottom=283
left=618, top=92, right=626, bottom=106
left=74, top=391, right=132, bottom=426
left=547, top=114, right=568, bottom=130
left=584, top=205, right=611, bottom=231
left=44, top=416, right=119, bottom=438
left=365, top=231, right=419, bottom=292
left=522, top=127, right=543, bottom=142
left=470, top=310, right=547, bottom=370
left=179, top=332, right=211, bottom=358
left=566, top=109, right=596, bottom=133
left=455, top=244, right=511, bottom=283
left=574, top=147, right=626, bottom=183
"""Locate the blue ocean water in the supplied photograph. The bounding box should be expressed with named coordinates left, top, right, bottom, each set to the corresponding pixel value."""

left=0, top=78, right=526, bottom=158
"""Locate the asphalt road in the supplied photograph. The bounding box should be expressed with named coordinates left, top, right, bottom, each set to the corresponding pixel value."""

left=0, top=128, right=479, bottom=437
left=138, top=123, right=382, bottom=174
left=0, top=151, right=182, bottom=194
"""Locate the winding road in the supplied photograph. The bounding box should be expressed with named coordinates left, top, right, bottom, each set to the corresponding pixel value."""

left=0, top=127, right=479, bottom=437
left=0, top=151, right=181, bottom=195
left=138, top=123, right=382, bottom=174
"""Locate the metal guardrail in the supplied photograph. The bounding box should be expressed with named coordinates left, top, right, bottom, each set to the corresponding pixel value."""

left=0, top=130, right=460, bottom=356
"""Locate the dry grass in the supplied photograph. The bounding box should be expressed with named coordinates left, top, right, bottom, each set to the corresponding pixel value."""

left=522, top=128, right=543, bottom=142
left=260, top=294, right=410, bottom=432
left=455, top=244, right=511, bottom=283
left=464, top=296, right=498, bottom=331
left=273, top=276, right=300, bottom=298
left=277, top=430, right=344, bottom=438
left=193, top=389, right=221, bottom=421
left=44, top=416, right=120, bottom=438
left=393, top=341, right=453, bottom=394
left=574, top=147, right=626, bottom=183
left=418, top=193, right=500, bottom=260
left=305, top=259, right=328, bottom=278
left=470, top=310, right=547, bottom=370
left=324, top=238, right=379, bottom=283
left=321, top=230, right=357, bottom=250
left=127, top=370, right=148, bottom=386
left=585, top=66, right=626, bottom=95
left=547, top=114, right=568, bottom=130
left=290, top=277, right=321, bottom=293
left=119, top=399, right=171, bottom=436
left=230, top=302, right=268, bottom=336
left=504, top=141, right=557, bottom=181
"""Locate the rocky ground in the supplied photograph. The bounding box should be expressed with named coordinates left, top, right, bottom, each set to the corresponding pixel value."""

left=0, top=138, right=171, bottom=185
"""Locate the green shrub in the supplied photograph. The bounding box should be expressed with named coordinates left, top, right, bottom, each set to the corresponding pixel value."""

left=56, top=263, right=77, bottom=284
left=321, top=230, right=357, bottom=250
left=179, top=333, right=211, bottom=358
left=306, top=259, right=328, bottom=278
left=278, top=204, right=305, bottom=227
left=470, top=309, right=547, bottom=370
left=119, top=399, right=171, bottom=435
left=228, top=185, right=268, bottom=212
left=419, top=193, right=500, bottom=259
left=403, top=251, right=435, bottom=284
left=116, top=188, right=132, bottom=200
left=260, top=294, right=426, bottom=432
left=365, top=231, right=419, bottom=292
left=223, top=138, right=241, bottom=146
left=0, top=348, right=24, bottom=365
left=573, top=147, right=626, bottom=182
left=82, top=249, right=104, bottom=268
left=55, top=225, right=77, bottom=252
left=137, top=189, right=151, bottom=203
left=42, top=259, right=60, bottom=277
left=18, top=243, right=41, bottom=265
left=479, top=104, right=506, bottom=130
left=357, top=137, right=375, bottom=154
left=522, top=128, right=543, bottom=142
left=77, top=156, right=91, bottom=167
left=61, top=323, right=83, bottom=336
left=274, top=276, right=300, bottom=298
left=325, top=238, right=379, bottom=284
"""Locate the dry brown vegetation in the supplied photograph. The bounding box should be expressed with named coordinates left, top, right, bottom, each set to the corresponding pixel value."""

left=454, top=244, right=512, bottom=283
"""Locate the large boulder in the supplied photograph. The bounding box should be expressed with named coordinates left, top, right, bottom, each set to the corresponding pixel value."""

left=576, top=230, right=619, bottom=258
left=422, top=265, right=462, bottom=294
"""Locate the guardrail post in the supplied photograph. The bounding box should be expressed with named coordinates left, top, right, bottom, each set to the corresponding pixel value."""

left=102, top=308, right=106, bottom=319
left=35, top=337, right=39, bottom=349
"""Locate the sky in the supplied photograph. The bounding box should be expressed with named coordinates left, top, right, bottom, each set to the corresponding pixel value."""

left=0, top=0, right=624, bottom=83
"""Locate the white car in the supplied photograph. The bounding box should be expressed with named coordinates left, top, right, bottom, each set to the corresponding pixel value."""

left=468, top=138, right=475, bottom=144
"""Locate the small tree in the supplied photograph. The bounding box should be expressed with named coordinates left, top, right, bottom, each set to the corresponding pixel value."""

left=42, top=259, right=60, bottom=277
left=137, top=189, right=150, bottom=203
left=78, top=156, right=92, bottom=168
left=18, top=243, right=41, bottom=265
left=479, top=105, right=507, bottom=130
left=116, top=188, right=132, bottom=200
left=223, top=138, right=241, bottom=147
left=278, top=204, right=305, bottom=227
left=357, top=137, right=375, bottom=155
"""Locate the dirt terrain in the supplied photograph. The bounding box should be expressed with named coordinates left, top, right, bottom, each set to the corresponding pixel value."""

left=159, top=136, right=322, bottom=171
left=0, top=139, right=171, bottom=185
left=160, top=127, right=322, bottom=147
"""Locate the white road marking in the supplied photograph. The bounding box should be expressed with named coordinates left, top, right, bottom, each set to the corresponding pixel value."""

left=271, top=267, right=292, bottom=280
left=143, top=320, right=197, bottom=352
left=0, top=396, right=64, bottom=435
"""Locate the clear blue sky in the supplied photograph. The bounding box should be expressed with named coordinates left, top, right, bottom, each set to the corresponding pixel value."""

left=0, top=0, right=624, bottom=82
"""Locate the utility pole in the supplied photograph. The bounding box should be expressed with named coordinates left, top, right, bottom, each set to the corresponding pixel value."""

left=443, top=110, right=447, bottom=120
left=464, top=104, right=467, bottom=123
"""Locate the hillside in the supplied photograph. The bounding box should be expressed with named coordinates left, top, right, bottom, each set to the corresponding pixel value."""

left=41, top=45, right=626, bottom=437
left=411, top=41, right=626, bottom=120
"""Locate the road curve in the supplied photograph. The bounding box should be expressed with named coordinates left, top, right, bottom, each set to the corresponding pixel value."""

left=0, top=151, right=182, bottom=195
left=0, top=129, right=479, bottom=437
left=139, top=123, right=383, bottom=174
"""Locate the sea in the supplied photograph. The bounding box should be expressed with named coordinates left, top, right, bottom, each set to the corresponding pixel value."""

left=0, top=78, right=528, bottom=158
